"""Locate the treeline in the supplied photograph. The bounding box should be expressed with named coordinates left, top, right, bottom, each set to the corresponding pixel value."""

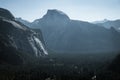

left=0, top=52, right=120, bottom=80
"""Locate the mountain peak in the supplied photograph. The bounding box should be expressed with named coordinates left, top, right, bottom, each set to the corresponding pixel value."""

left=0, top=8, right=14, bottom=20
left=47, top=9, right=67, bottom=16
left=42, top=9, right=70, bottom=21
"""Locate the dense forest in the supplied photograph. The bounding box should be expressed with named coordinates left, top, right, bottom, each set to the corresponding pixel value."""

left=0, top=52, right=120, bottom=80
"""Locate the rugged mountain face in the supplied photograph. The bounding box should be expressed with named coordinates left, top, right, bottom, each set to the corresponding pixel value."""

left=19, top=9, right=120, bottom=54
left=0, top=8, right=48, bottom=64
left=95, top=19, right=120, bottom=31
left=0, top=8, right=14, bottom=20
left=32, top=9, right=70, bottom=26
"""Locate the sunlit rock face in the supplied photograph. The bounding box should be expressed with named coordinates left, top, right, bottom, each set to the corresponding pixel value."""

left=0, top=8, right=48, bottom=64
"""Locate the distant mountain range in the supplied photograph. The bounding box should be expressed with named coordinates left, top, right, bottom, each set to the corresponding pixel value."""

left=15, top=17, right=32, bottom=27
left=17, top=9, right=120, bottom=54
left=93, top=19, right=109, bottom=24
left=93, top=19, right=120, bottom=31
left=0, top=8, right=47, bottom=64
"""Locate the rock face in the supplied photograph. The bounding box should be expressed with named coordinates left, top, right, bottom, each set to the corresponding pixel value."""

left=0, top=8, right=14, bottom=20
left=0, top=8, right=48, bottom=64
left=18, top=9, right=120, bottom=54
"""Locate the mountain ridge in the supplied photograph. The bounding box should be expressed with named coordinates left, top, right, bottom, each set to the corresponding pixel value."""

left=17, top=9, right=120, bottom=54
left=94, top=19, right=120, bottom=31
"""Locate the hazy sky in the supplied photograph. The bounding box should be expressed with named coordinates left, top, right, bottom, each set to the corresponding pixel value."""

left=0, top=0, right=120, bottom=22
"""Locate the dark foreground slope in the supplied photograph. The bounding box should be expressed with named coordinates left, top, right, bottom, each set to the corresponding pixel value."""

left=0, top=52, right=118, bottom=80
left=0, top=8, right=47, bottom=64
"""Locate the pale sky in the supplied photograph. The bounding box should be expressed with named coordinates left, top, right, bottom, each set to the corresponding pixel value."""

left=0, top=0, right=120, bottom=22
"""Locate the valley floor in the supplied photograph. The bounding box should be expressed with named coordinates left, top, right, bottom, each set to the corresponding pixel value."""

left=0, top=52, right=120, bottom=80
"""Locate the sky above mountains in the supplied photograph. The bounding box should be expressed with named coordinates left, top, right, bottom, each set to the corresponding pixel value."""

left=0, top=0, right=120, bottom=22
